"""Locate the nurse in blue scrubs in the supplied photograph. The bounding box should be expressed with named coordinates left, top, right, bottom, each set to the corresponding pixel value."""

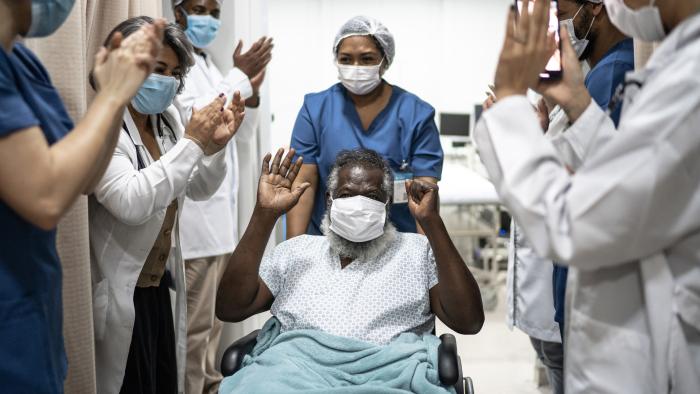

left=0, top=1, right=161, bottom=391
left=287, top=16, right=444, bottom=237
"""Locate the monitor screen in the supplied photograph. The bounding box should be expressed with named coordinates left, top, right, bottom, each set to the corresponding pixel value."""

left=440, top=113, right=470, bottom=137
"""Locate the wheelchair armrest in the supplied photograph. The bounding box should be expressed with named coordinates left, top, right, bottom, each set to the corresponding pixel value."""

left=465, top=376, right=475, bottom=394
left=220, top=329, right=261, bottom=377
left=437, top=333, right=460, bottom=386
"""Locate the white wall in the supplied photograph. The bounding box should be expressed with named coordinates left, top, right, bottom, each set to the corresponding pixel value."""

left=267, top=0, right=512, bottom=149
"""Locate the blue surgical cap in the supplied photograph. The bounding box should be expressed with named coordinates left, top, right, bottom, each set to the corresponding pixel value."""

left=333, top=16, right=395, bottom=67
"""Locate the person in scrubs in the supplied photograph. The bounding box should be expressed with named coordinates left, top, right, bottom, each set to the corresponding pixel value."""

left=474, top=0, right=700, bottom=392
left=0, top=0, right=161, bottom=391
left=287, top=16, right=443, bottom=237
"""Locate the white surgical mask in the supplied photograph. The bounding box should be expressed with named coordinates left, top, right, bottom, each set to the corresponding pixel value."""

left=604, top=0, right=666, bottom=42
left=329, top=195, right=387, bottom=243
left=337, top=61, right=383, bottom=95
left=560, top=4, right=595, bottom=58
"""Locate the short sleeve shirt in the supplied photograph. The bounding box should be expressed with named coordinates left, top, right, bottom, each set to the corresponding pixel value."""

left=0, top=43, right=72, bottom=389
left=259, top=233, right=439, bottom=345
left=290, top=83, right=444, bottom=235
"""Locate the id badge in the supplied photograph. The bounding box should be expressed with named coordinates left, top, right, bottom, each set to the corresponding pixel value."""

left=393, top=171, right=413, bottom=204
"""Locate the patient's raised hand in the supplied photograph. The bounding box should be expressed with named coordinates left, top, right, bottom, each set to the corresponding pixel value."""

left=406, top=179, right=440, bottom=225
left=256, top=148, right=311, bottom=218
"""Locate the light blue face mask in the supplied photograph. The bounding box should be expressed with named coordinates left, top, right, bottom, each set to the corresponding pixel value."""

left=131, top=74, right=179, bottom=115
left=183, top=11, right=221, bottom=48
left=26, top=0, right=76, bottom=38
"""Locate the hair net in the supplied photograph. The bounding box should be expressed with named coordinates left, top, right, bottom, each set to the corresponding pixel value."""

left=333, top=16, right=395, bottom=66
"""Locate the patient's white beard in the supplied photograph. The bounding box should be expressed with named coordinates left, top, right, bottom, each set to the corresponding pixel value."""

left=321, top=211, right=397, bottom=262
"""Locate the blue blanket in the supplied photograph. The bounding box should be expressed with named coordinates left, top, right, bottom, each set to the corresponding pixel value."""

left=219, top=318, right=456, bottom=394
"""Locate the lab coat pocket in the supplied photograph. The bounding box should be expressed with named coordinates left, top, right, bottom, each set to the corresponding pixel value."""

left=93, top=279, right=109, bottom=341
left=567, top=309, right=655, bottom=394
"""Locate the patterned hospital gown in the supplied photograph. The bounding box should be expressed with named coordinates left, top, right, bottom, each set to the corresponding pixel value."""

left=259, top=233, right=439, bottom=345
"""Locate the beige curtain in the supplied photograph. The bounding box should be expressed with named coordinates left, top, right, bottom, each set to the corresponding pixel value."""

left=24, top=1, right=161, bottom=393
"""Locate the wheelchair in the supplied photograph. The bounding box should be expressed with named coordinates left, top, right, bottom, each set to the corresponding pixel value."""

left=221, top=330, right=475, bottom=394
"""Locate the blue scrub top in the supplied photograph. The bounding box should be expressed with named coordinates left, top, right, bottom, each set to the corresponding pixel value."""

left=553, top=38, right=635, bottom=337
left=0, top=43, right=72, bottom=392
left=290, top=83, right=443, bottom=235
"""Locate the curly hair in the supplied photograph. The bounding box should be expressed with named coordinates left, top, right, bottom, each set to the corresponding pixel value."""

left=326, top=149, right=393, bottom=202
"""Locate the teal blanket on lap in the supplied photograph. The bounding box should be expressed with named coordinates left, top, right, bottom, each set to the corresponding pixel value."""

left=219, top=318, right=456, bottom=394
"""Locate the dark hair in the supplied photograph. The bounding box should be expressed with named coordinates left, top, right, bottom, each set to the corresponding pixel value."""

left=335, top=35, right=385, bottom=59
left=327, top=149, right=393, bottom=200
left=89, top=16, right=194, bottom=93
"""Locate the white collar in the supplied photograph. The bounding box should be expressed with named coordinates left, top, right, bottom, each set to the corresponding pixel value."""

left=122, top=110, right=168, bottom=147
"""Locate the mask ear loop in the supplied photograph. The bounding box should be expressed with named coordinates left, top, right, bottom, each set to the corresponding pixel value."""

left=572, top=4, right=595, bottom=41
left=582, top=15, right=596, bottom=41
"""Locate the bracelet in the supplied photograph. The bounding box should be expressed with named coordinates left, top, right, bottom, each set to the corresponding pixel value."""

left=184, top=135, right=206, bottom=152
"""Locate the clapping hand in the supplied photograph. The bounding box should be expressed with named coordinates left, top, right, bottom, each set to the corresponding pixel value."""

left=536, top=25, right=591, bottom=121
left=233, top=37, right=273, bottom=81
left=255, top=149, right=310, bottom=218
left=205, top=91, right=246, bottom=155
left=493, top=0, right=556, bottom=100
left=184, top=95, right=226, bottom=151
left=233, top=37, right=273, bottom=104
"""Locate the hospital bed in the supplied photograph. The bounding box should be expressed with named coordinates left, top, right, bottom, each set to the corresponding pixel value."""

left=221, top=330, right=476, bottom=394
left=439, top=158, right=504, bottom=307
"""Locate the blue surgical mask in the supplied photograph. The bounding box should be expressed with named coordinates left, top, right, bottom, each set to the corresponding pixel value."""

left=183, top=11, right=221, bottom=48
left=131, top=74, right=179, bottom=115
left=26, top=0, right=76, bottom=38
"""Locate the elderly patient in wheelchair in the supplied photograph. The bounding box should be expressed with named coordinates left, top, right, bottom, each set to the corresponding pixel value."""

left=216, top=148, right=484, bottom=393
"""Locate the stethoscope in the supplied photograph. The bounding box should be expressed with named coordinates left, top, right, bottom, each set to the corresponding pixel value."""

left=122, top=114, right=177, bottom=171
left=606, top=78, right=644, bottom=117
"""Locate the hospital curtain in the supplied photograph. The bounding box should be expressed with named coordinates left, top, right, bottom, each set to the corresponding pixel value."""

left=24, top=1, right=161, bottom=392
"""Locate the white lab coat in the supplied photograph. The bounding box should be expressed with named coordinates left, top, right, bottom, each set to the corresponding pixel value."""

left=175, top=51, right=259, bottom=260
left=474, top=14, right=700, bottom=394
left=89, top=107, right=227, bottom=394
left=507, top=223, right=561, bottom=343
left=506, top=103, right=572, bottom=343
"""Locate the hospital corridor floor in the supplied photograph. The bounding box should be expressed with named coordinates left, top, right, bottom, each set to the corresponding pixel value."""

left=436, top=284, right=551, bottom=394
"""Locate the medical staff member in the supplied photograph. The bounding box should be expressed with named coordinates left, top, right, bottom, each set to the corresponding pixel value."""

left=287, top=16, right=443, bottom=237
left=474, top=0, right=700, bottom=392
left=0, top=1, right=160, bottom=391
left=551, top=0, right=634, bottom=341
left=89, top=17, right=244, bottom=394
left=497, top=2, right=634, bottom=392
left=171, top=1, right=272, bottom=392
